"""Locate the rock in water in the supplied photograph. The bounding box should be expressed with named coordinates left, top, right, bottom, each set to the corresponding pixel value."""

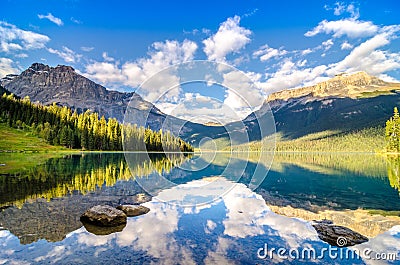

left=80, top=205, right=127, bottom=227
left=116, top=205, right=150, bottom=217
left=312, top=220, right=368, bottom=247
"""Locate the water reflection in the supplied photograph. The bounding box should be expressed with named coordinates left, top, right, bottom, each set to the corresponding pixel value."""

left=1, top=177, right=398, bottom=264
left=250, top=153, right=400, bottom=212
left=0, top=153, right=188, bottom=208
left=0, top=153, right=189, bottom=244
left=386, top=155, right=400, bottom=193
left=0, top=152, right=400, bottom=264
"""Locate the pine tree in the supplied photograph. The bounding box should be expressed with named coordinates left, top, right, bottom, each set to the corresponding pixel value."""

left=386, top=107, right=400, bottom=152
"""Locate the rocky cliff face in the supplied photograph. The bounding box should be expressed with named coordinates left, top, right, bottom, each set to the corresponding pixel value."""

left=267, top=71, right=398, bottom=102
left=0, top=63, right=156, bottom=123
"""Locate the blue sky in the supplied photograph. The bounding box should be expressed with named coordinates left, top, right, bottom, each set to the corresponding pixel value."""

left=1, top=0, right=400, bottom=123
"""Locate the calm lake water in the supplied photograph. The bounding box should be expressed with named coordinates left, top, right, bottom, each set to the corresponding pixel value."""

left=0, top=152, right=399, bottom=264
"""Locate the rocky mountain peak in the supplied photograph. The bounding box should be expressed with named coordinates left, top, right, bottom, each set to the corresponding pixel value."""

left=267, top=71, right=392, bottom=102
left=0, top=63, right=152, bottom=122
left=28, top=62, right=50, bottom=72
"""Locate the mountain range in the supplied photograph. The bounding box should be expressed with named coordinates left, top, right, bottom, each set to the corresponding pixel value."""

left=2, top=63, right=400, bottom=146
left=252, top=71, right=400, bottom=139
left=1, top=63, right=156, bottom=123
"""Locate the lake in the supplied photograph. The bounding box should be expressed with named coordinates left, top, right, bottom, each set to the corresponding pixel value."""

left=0, top=152, right=399, bottom=264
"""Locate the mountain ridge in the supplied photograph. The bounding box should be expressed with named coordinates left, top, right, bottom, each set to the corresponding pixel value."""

left=3, top=63, right=400, bottom=146
left=247, top=71, right=400, bottom=139
left=266, top=71, right=400, bottom=103
left=0, top=63, right=161, bottom=123
left=0, top=63, right=208, bottom=144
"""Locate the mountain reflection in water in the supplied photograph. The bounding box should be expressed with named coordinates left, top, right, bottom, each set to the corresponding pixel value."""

left=0, top=152, right=399, bottom=264
left=1, top=177, right=399, bottom=264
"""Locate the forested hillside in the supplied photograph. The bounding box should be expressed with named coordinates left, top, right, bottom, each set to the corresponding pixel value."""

left=0, top=93, right=193, bottom=152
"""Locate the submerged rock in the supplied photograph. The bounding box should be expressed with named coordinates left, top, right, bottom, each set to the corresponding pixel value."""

left=80, top=205, right=127, bottom=227
left=116, top=205, right=150, bottom=217
left=312, top=220, right=368, bottom=247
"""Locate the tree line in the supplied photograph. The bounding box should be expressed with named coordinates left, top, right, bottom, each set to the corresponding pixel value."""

left=0, top=93, right=193, bottom=152
left=385, top=107, right=400, bottom=153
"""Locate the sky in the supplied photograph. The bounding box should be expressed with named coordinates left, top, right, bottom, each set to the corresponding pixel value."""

left=1, top=0, right=400, bottom=123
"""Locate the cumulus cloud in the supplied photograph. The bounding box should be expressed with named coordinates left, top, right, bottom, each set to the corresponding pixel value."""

left=0, top=57, right=19, bottom=78
left=325, top=2, right=360, bottom=18
left=257, top=59, right=329, bottom=93
left=340, top=41, right=353, bottom=50
left=379, top=74, right=399, bottom=83
left=253, top=44, right=287, bottom=62
left=322, top=39, right=334, bottom=51
left=222, top=70, right=263, bottom=107
left=327, top=30, right=400, bottom=76
left=38, top=13, right=64, bottom=26
left=301, top=48, right=313, bottom=56
left=0, top=21, right=50, bottom=52
left=203, top=16, right=251, bottom=62
left=48, top=46, right=82, bottom=63
left=305, top=19, right=378, bottom=38
left=84, top=61, right=126, bottom=83
left=345, top=4, right=360, bottom=19
left=84, top=39, right=197, bottom=101
left=257, top=24, right=400, bottom=94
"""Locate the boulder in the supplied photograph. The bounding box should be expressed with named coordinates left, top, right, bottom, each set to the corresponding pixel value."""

left=116, top=205, right=150, bottom=217
left=80, top=205, right=127, bottom=227
left=312, top=220, right=368, bottom=247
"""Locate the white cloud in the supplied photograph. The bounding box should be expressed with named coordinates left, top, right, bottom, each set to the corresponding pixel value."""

left=301, top=48, right=313, bottom=56
left=124, top=39, right=197, bottom=102
left=379, top=74, right=399, bottom=83
left=345, top=4, right=360, bottom=19
left=0, top=42, right=22, bottom=52
left=325, top=2, right=360, bottom=18
left=222, top=70, right=263, bottom=107
left=297, top=59, right=307, bottom=67
left=0, top=57, right=19, bottom=78
left=48, top=46, right=82, bottom=63
left=333, top=2, right=346, bottom=15
left=258, top=25, right=400, bottom=94
left=70, top=17, right=82, bottom=24
left=322, top=39, right=334, bottom=50
left=0, top=21, right=50, bottom=52
left=15, top=53, right=28, bottom=58
left=203, top=16, right=251, bottom=62
left=340, top=41, right=353, bottom=50
left=80, top=46, right=94, bottom=52
left=328, top=30, right=400, bottom=76
left=38, top=13, right=64, bottom=26
left=257, top=59, right=329, bottom=93
left=253, top=44, right=287, bottom=62
left=102, top=52, right=114, bottom=62
left=84, top=61, right=125, bottom=84
left=305, top=19, right=378, bottom=38
left=83, top=39, right=197, bottom=101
